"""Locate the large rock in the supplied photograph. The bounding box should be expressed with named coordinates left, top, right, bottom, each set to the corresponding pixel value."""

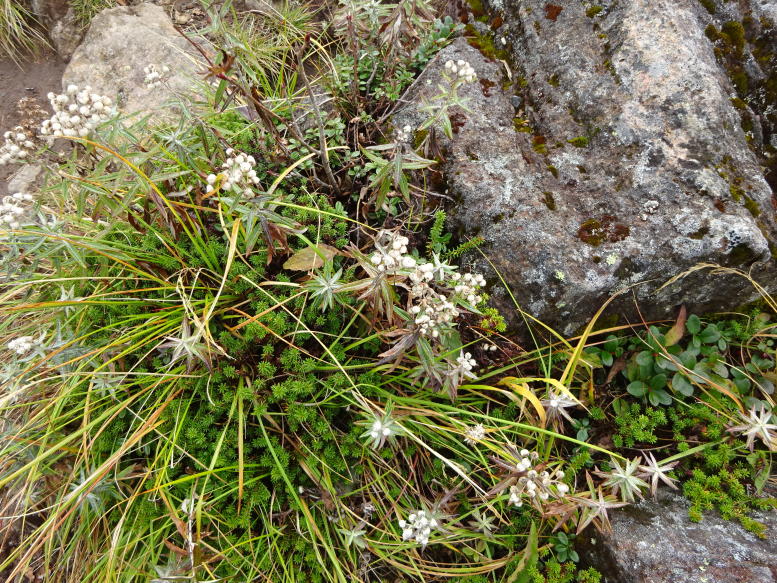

left=62, top=3, right=203, bottom=118
left=49, top=8, right=84, bottom=61
left=30, top=0, right=83, bottom=60
left=395, top=0, right=777, bottom=334
left=578, top=491, right=777, bottom=583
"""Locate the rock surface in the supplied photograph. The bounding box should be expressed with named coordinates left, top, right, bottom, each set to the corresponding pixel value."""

left=62, top=3, right=203, bottom=118
left=30, top=0, right=83, bottom=60
left=396, top=0, right=777, bottom=334
left=578, top=491, right=777, bottom=583
left=48, top=8, right=85, bottom=61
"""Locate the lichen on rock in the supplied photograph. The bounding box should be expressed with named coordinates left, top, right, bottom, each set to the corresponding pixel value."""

left=394, top=0, right=777, bottom=334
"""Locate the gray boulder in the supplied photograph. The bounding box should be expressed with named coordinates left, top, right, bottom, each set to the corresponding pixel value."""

left=395, top=0, right=777, bottom=334
left=30, top=0, right=82, bottom=60
left=62, top=3, right=203, bottom=119
left=578, top=491, right=777, bottom=583
left=48, top=8, right=84, bottom=61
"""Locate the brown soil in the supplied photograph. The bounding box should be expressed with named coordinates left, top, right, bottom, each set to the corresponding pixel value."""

left=0, top=50, right=65, bottom=194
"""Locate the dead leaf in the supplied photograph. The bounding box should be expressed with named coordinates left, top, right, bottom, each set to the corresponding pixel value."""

left=664, top=304, right=687, bottom=346
left=283, top=244, right=339, bottom=271
left=605, top=355, right=627, bottom=384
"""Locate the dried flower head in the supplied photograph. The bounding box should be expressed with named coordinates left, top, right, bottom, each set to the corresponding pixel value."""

left=637, top=451, right=679, bottom=496
left=7, top=336, right=35, bottom=355
left=463, top=423, right=486, bottom=445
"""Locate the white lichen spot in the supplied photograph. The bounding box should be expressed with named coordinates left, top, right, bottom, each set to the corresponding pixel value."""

left=639, top=199, right=659, bottom=221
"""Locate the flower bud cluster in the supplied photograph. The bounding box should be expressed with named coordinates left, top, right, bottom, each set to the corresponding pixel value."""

left=394, top=124, right=413, bottom=144
left=444, top=59, right=477, bottom=83
left=408, top=284, right=459, bottom=338
left=206, top=149, right=261, bottom=195
left=363, top=411, right=402, bottom=449
left=456, top=351, right=477, bottom=374
left=144, top=64, right=170, bottom=89
left=450, top=271, right=486, bottom=306
left=399, top=509, right=440, bottom=547
left=40, top=85, right=113, bottom=138
left=463, top=422, right=486, bottom=445
left=369, top=231, right=416, bottom=272
left=7, top=336, right=34, bottom=355
left=0, top=192, right=33, bottom=229
left=0, top=127, right=36, bottom=165
left=507, top=449, right=569, bottom=508
left=364, top=231, right=487, bottom=339
left=408, top=261, right=436, bottom=290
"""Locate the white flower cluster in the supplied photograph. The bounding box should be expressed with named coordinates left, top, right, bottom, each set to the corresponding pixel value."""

left=408, top=285, right=459, bottom=338
left=7, top=336, right=34, bottom=355
left=394, top=124, right=413, bottom=144
left=0, top=192, right=33, bottom=229
left=443, top=350, right=479, bottom=392
left=369, top=231, right=416, bottom=272
left=450, top=271, right=486, bottom=306
left=363, top=412, right=402, bottom=449
left=144, top=64, right=170, bottom=89
left=40, top=85, right=113, bottom=138
left=444, top=59, right=477, bottom=83
left=399, top=509, right=441, bottom=547
left=464, top=422, right=486, bottom=445
left=364, top=231, right=486, bottom=338
left=206, top=149, right=260, bottom=195
left=507, top=449, right=569, bottom=508
left=408, top=261, right=436, bottom=289
left=0, top=127, right=36, bottom=165
left=456, top=351, right=477, bottom=375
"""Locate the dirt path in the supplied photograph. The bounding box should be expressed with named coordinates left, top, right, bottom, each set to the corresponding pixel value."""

left=0, top=51, right=65, bottom=194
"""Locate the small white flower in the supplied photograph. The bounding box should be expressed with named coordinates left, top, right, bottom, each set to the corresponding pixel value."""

left=540, top=390, right=580, bottom=426
left=398, top=507, right=445, bottom=547
left=7, top=336, right=35, bottom=355
left=144, top=64, right=170, bottom=89
left=464, top=423, right=486, bottom=445
left=362, top=411, right=402, bottom=449
left=211, top=150, right=261, bottom=194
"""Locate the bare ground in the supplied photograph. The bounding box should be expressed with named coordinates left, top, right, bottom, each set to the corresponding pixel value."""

left=0, top=50, right=65, bottom=194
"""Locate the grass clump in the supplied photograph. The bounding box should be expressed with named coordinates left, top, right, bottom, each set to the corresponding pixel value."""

left=70, top=0, right=115, bottom=27
left=0, top=0, right=48, bottom=61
